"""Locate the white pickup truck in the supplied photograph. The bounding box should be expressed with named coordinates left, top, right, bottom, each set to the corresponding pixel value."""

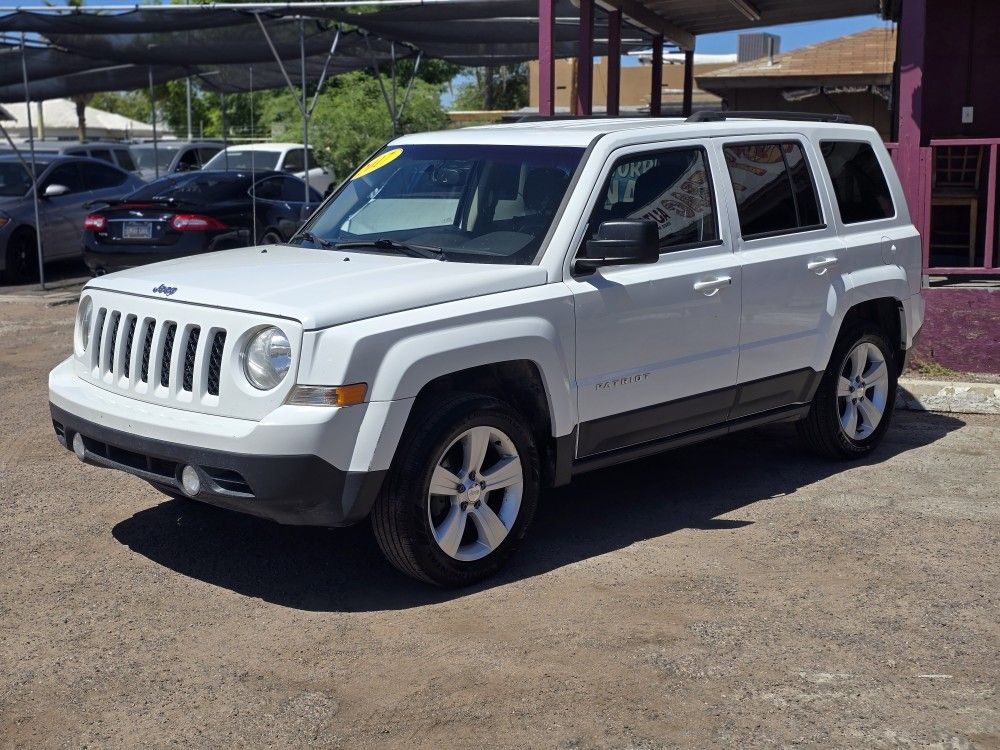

left=50, top=114, right=924, bottom=586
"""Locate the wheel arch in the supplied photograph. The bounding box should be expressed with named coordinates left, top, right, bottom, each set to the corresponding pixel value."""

left=833, top=296, right=907, bottom=374
left=357, top=321, right=577, bottom=488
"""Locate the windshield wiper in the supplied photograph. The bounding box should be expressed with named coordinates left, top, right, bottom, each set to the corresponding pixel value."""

left=334, top=238, right=444, bottom=260
left=291, top=231, right=334, bottom=249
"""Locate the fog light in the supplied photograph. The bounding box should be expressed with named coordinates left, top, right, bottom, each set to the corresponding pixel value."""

left=180, top=465, right=201, bottom=496
left=72, top=433, right=86, bottom=460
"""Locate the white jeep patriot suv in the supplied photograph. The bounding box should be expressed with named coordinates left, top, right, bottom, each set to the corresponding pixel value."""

left=50, top=114, right=924, bottom=586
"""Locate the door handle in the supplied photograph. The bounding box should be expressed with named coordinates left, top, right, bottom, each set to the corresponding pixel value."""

left=692, top=275, right=732, bottom=296
left=807, top=257, right=838, bottom=274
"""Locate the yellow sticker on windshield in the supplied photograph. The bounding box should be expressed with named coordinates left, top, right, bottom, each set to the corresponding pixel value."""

left=353, top=148, right=403, bottom=180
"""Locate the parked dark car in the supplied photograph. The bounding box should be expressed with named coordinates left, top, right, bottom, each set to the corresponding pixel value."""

left=82, top=170, right=322, bottom=275
left=0, top=154, right=145, bottom=283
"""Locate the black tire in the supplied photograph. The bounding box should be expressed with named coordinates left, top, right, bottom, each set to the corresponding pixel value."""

left=372, top=393, right=540, bottom=587
left=260, top=231, right=283, bottom=245
left=797, top=324, right=898, bottom=459
left=2, top=228, right=39, bottom=285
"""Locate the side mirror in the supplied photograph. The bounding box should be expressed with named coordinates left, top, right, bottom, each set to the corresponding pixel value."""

left=575, top=219, right=660, bottom=273
left=43, top=183, right=70, bottom=198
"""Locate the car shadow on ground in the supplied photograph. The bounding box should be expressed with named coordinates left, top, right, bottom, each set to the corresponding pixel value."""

left=111, top=411, right=966, bottom=612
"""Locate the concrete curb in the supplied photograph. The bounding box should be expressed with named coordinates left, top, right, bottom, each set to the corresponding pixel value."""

left=896, top=378, right=1000, bottom=415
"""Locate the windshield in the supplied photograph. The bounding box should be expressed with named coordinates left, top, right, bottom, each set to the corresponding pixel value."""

left=296, top=144, right=583, bottom=265
left=203, top=149, right=281, bottom=171
left=131, top=145, right=181, bottom=170
left=125, top=172, right=253, bottom=203
left=0, top=161, right=36, bottom=196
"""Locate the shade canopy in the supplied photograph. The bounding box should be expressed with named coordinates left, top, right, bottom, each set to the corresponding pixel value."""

left=0, top=0, right=884, bottom=101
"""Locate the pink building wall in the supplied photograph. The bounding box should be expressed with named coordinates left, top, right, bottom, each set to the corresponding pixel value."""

left=921, top=0, right=1000, bottom=142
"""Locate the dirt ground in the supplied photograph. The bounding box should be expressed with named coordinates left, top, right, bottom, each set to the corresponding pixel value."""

left=1, top=299, right=998, bottom=750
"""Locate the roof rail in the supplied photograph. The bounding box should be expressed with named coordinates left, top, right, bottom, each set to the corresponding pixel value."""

left=687, top=111, right=855, bottom=124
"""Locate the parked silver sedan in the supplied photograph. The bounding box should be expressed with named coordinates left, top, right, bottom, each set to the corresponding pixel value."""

left=0, top=154, right=145, bottom=284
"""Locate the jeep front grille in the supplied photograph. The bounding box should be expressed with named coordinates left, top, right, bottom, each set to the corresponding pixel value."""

left=207, top=331, right=226, bottom=397
left=89, top=305, right=228, bottom=400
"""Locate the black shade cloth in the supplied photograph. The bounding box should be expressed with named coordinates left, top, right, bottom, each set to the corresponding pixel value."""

left=0, top=44, right=123, bottom=87
left=49, top=17, right=338, bottom=66
left=0, top=8, right=257, bottom=34
left=0, top=62, right=188, bottom=103
left=319, top=1, right=652, bottom=65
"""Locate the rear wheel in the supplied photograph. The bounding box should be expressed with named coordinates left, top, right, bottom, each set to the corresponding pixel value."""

left=260, top=230, right=283, bottom=245
left=797, top=325, right=898, bottom=459
left=2, top=229, right=38, bottom=285
left=372, top=394, right=539, bottom=587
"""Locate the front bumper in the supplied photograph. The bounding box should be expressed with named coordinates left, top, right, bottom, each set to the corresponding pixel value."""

left=48, top=357, right=388, bottom=527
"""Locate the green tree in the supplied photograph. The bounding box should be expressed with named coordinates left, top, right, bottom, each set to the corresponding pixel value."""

left=260, top=70, right=448, bottom=178
left=452, top=65, right=528, bottom=111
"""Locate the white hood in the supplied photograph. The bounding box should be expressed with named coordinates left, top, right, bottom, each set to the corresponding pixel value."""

left=85, top=245, right=549, bottom=330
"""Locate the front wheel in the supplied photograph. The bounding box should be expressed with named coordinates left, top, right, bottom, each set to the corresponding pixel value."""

left=797, top=325, right=898, bottom=459
left=2, top=229, right=38, bottom=285
left=372, top=394, right=539, bottom=587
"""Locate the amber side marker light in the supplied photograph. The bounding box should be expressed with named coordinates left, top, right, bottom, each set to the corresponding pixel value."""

left=286, top=383, right=368, bottom=407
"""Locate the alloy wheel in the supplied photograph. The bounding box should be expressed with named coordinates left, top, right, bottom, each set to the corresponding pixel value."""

left=837, top=341, right=890, bottom=441
left=426, top=425, right=524, bottom=562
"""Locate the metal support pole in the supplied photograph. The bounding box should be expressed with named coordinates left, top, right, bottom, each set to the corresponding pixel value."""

left=300, top=16, right=310, bottom=204
left=395, top=50, right=422, bottom=124
left=221, top=91, right=228, bottom=168
left=186, top=77, right=193, bottom=141
left=148, top=66, right=160, bottom=178
left=575, top=0, right=593, bottom=116
left=538, top=0, right=555, bottom=116
left=650, top=35, right=663, bottom=117
left=20, top=31, right=44, bottom=289
left=682, top=47, right=694, bottom=117
left=389, top=42, right=399, bottom=133
left=364, top=33, right=396, bottom=135
left=309, top=27, right=340, bottom=116
left=250, top=65, right=258, bottom=244
left=606, top=9, right=620, bottom=117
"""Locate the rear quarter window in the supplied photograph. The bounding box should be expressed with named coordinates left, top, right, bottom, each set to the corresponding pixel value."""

left=820, top=141, right=895, bottom=224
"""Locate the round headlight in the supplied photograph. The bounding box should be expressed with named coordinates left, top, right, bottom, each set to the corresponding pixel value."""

left=77, top=296, right=93, bottom=353
left=242, top=326, right=291, bottom=390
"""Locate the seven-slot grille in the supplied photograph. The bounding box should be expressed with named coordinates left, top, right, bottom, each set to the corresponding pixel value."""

left=88, top=305, right=227, bottom=399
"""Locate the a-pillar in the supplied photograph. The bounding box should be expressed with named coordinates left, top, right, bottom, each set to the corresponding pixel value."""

left=606, top=9, right=621, bottom=116
left=576, top=0, right=594, bottom=115
left=650, top=35, right=663, bottom=117
left=538, top=0, right=555, bottom=116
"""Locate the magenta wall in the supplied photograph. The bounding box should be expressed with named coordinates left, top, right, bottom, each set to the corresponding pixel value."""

left=921, top=0, right=1000, bottom=141
left=911, top=289, right=1000, bottom=374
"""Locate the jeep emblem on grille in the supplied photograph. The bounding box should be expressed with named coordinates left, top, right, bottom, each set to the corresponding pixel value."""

left=152, top=284, right=178, bottom=297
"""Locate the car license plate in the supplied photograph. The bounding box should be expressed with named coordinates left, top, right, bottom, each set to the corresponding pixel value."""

left=123, top=221, right=152, bottom=239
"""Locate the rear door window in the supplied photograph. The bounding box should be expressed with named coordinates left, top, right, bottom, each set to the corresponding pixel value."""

left=724, top=142, right=823, bottom=239
left=114, top=149, right=137, bottom=171
left=78, top=161, right=129, bottom=189
left=282, top=149, right=305, bottom=173
left=90, top=149, right=114, bottom=164
left=820, top=141, right=895, bottom=223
